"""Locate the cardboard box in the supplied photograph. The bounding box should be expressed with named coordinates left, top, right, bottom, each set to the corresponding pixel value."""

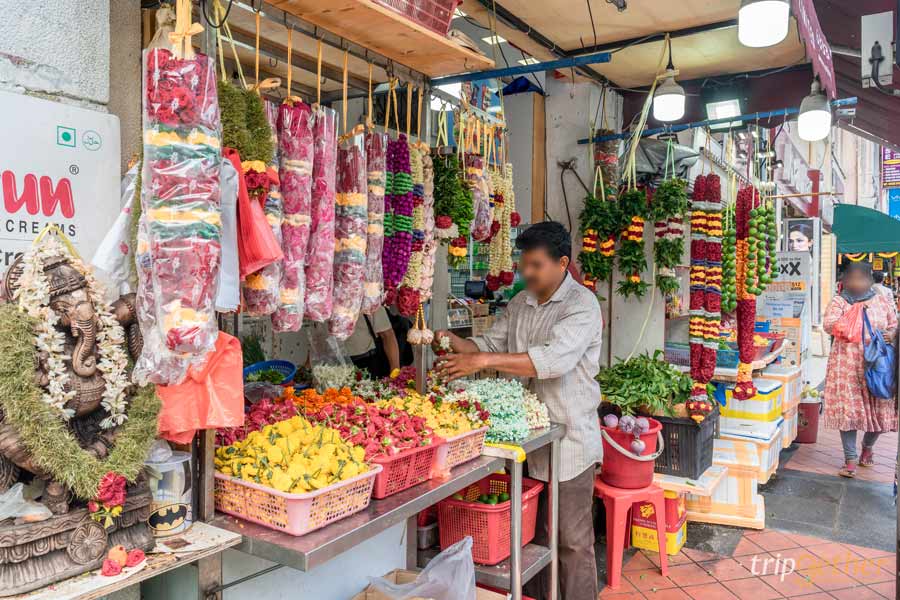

left=352, top=570, right=507, bottom=600
left=631, top=491, right=687, bottom=555
left=632, top=516, right=687, bottom=555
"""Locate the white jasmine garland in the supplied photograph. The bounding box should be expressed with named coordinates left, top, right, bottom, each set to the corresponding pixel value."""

left=13, top=236, right=130, bottom=428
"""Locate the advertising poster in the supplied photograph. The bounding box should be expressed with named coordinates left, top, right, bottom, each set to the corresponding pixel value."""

left=783, top=217, right=821, bottom=323
left=759, top=251, right=812, bottom=368
left=0, top=91, right=120, bottom=268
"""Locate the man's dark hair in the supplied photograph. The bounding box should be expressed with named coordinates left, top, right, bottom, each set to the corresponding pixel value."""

left=515, top=221, right=571, bottom=261
left=873, top=271, right=886, bottom=284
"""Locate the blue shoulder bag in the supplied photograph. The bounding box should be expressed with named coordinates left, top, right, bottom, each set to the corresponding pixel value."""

left=862, top=307, right=896, bottom=400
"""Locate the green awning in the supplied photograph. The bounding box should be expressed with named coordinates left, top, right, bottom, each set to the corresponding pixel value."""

left=832, top=204, right=900, bottom=253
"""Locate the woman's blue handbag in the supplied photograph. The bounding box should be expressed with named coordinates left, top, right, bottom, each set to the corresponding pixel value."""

left=862, top=308, right=896, bottom=400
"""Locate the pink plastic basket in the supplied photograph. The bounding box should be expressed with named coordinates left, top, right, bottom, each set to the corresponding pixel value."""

left=373, top=0, right=461, bottom=36
left=437, top=473, right=544, bottom=565
left=437, top=426, right=488, bottom=471
left=371, top=438, right=445, bottom=499
left=213, top=465, right=381, bottom=536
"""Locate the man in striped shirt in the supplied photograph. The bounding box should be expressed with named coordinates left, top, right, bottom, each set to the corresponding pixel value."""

left=436, top=222, right=603, bottom=600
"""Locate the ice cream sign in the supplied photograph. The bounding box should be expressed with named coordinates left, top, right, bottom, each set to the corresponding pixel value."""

left=0, top=91, right=120, bottom=267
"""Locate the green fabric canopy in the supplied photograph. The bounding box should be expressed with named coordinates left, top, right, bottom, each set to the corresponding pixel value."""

left=832, top=204, right=900, bottom=253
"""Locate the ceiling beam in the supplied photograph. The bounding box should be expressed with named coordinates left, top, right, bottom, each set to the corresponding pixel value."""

left=565, top=19, right=738, bottom=57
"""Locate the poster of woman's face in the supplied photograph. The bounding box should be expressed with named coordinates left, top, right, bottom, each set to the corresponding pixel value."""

left=787, top=219, right=815, bottom=255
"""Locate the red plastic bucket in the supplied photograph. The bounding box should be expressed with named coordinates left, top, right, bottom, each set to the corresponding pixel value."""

left=796, top=400, right=821, bottom=444
left=600, top=418, right=664, bottom=489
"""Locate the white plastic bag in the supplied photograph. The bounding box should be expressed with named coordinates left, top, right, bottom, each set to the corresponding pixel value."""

left=216, top=155, right=240, bottom=312
left=91, top=165, right=138, bottom=295
left=0, top=483, right=52, bottom=524
left=368, top=538, right=476, bottom=600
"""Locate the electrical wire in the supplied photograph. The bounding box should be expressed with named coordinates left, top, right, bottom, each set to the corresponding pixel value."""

left=869, top=42, right=900, bottom=97
left=199, top=0, right=234, bottom=28
left=586, top=0, right=598, bottom=49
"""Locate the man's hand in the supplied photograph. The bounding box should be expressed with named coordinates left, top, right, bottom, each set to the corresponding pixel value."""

left=435, top=352, right=488, bottom=381
left=432, top=330, right=479, bottom=354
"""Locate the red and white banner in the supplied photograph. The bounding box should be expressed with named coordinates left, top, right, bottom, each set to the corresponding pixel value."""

left=792, top=0, right=837, bottom=99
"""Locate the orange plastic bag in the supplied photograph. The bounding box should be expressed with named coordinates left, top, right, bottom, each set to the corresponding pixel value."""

left=156, top=332, right=245, bottom=444
left=832, top=302, right=865, bottom=343
left=224, top=148, right=283, bottom=279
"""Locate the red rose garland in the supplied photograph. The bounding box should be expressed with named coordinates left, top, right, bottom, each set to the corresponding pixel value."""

left=733, top=185, right=759, bottom=400
left=686, top=174, right=719, bottom=423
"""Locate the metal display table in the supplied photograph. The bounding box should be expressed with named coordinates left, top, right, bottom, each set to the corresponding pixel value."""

left=211, top=455, right=503, bottom=572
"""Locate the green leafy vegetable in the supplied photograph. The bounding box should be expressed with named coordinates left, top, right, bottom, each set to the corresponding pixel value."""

left=597, top=350, right=693, bottom=416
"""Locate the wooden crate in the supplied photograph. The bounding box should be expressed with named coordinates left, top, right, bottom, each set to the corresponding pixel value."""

left=685, top=439, right=765, bottom=530
left=720, top=418, right=784, bottom=484
left=762, top=365, right=802, bottom=413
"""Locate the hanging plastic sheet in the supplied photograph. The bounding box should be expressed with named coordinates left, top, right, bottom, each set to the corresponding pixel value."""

left=361, top=131, right=387, bottom=314
left=304, top=105, right=338, bottom=321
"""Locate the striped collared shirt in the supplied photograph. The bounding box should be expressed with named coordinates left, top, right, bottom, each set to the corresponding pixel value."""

left=471, top=273, right=603, bottom=482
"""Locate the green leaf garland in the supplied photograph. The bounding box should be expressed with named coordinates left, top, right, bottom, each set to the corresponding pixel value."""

left=0, top=303, right=161, bottom=501
left=218, top=81, right=274, bottom=162
left=433, top=154, right=473, bottom=237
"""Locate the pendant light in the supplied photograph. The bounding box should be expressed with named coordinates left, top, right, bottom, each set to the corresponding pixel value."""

left=738, top=0, right=790, bottom=48
left=653, top=36, right=685, bottom=122
left=798, top=78, right=831, bottom=142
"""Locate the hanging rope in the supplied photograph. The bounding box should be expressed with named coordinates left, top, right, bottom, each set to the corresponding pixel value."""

left=342, top=50, right=349, bottom=134
left=367, top=63, right=373, bottom=129
left=170, top=0, right=203, bottom=59
left=416, top=87, right=423, bottom=141
left=286, top=26, right=293, bottom=96
left=406, top=82, right=413, bottom=138
left=316, top=39, right=322, bottom=105
left=624, top=33, right=670, bottom=190
left=254, top=10, right=261, bottom=87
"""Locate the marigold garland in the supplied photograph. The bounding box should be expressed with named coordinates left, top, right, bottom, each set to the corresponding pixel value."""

left=616, top=188, right=650, bottom=297
left=686, top=174, right=720, bottom=423
left=0, top=303, right=161, bottom=501
left=733, top=185, right=760, bottom=400
left=578, top=186, right=624, bottom=291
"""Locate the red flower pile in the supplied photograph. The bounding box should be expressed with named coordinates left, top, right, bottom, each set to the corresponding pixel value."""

left=215, top=398, right=299, bottom=447
left=305, top=399, right=435, bottom=459
left=733, top=185, right=760, bottom=400
left=89, top=472, right=128, bottom=528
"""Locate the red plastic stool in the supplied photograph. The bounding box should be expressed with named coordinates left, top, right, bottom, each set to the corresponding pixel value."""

left=594, top=477, right=669, bottom=589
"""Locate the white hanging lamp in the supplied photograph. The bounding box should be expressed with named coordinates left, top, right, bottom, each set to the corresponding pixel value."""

left=798, top=78, right=831, bottom=142
left=653, top=37, right=685, bottom=122
left=738, top=0, right=790, bottom=48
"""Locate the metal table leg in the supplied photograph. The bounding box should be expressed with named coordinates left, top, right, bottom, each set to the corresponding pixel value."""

left=510, top=458, right=524, bottom=600
left=549, top=439, right=560, bottom=600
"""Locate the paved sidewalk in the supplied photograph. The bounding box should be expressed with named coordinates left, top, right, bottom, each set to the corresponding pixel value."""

left=601, top=530, right=896, bottom=599
left=784, top=424, right=897, bottom=484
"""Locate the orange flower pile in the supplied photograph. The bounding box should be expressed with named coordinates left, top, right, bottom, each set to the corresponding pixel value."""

left=282, top=386, right=359, bottom=417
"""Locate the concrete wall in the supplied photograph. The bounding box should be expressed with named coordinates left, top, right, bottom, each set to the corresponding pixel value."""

left=109, top=0, right=143, bottom=173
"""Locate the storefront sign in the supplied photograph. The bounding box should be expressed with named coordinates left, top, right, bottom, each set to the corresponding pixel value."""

left=889, top=188, right=900, bottom=220
left=0, top=91, right=120, bottom=268
left=882, top=148, right=900, bottom=189
left=760, top=251, right=813, bottom=367
left=792, top=0, right=836, bottom=99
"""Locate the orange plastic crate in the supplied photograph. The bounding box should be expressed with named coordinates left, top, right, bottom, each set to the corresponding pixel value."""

left=437, top=473, right=544, bottom=565
left=371, top=438, right=445, bottom=499
left=214, top=465, right=381, bottom=536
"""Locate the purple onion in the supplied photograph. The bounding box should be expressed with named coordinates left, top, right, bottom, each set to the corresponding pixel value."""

left=635, top=417, right=650, bottom=432
left=602, top=414, right=619, bottom=429
left=618, top=415, right=635, bottom=433
left=630, top=439, right=646, bottom=454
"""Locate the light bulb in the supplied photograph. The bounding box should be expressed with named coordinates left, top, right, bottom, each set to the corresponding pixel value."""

left=738, top=0, right=790, bottom=48
left=798, top=80, right=831, bottom=142
left=653, top=74, right=685, bottom=122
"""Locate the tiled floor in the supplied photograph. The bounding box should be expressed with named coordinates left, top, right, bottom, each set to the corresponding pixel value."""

left=602, top=531, right=896, bottom=599
left=784, top=421, right=897, bottom=484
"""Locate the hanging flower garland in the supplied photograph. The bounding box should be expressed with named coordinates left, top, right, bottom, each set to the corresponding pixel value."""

left=745, top=202, right=777, bottom=295
left=397, top=143, right=427, bottom=316
left=433, top=153, right=473, bottom=243
left=721, top=201, right=738, bottom=314
left=733, top=184, right=759, bottom=400
left=650, top=177, right=689, bottom=294
left=686, top=174, right=719, bottom=423
left=419, top=151, right=438, bottom=301
left=616, top=188, right=650, bottom=298
left=382, top=135, right=414, bottom=305
left=14, top=234, right=130, bottom=427
left=578, top=185, right=623, bottom=292
left=486, top=166, right=514, bottom=291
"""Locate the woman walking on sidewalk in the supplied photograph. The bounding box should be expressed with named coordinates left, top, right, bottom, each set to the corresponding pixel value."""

left=823, top=261, right=897, bottom=478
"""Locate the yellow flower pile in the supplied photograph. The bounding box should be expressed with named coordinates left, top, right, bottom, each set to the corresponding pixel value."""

left=214, top=416, right=368, bottom=494
left=377, top=391, right=486, bottom=439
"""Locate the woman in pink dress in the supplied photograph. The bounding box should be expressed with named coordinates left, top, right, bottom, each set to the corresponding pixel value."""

left=823, top=261, right=898, bottom=477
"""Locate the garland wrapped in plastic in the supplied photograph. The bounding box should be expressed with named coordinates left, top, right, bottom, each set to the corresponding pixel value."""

left=651, top=178, right=689, bottom=294
left=136, top=47, right=221, bottom=385
left=242, top=101, right=283, bottom=316
left=273, top=100, right=314, bottom=331
left=467, top=154, right=493, bottom=241
left=486, top=165, right=514, bottom=291
left=361, top=132, right=387, bottom=314
left=616, top=188, right=650, bottom=298
left=382, top=135, right=414, bottom=304
left=733, top=185, right=759, bottom=400
left=329, top=128, right=368, bottom=339
left=686, top=174, right=719, bottom=423
left=304, top=106, right=338, bottom=322
left=433, top=153, right=473, bottom=252
left=397, top=143, right=427, bottom=316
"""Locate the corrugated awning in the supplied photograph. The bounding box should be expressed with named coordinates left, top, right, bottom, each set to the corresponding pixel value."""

left=832, top=204, right=900, bottom=252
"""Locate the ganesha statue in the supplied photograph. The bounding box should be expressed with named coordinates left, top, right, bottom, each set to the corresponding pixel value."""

left=0, top=231, right=158, bottom=596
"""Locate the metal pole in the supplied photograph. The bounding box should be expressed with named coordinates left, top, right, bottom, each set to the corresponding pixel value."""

left=577, top=98, right=859, bottom=145
left=549, top=440, right=560, bottom=600
left=429, top=51, right=612, bottom=87
left=510, top=459, right=524, bottom=600
left=414, top=344, right=427, bottom=395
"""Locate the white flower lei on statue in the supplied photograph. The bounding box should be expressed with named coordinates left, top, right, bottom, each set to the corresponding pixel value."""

left=14, top=235, right=130, bottom=428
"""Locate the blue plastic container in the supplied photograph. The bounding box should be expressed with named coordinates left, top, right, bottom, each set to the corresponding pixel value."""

left=243, top=360, right=297, bottom=385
